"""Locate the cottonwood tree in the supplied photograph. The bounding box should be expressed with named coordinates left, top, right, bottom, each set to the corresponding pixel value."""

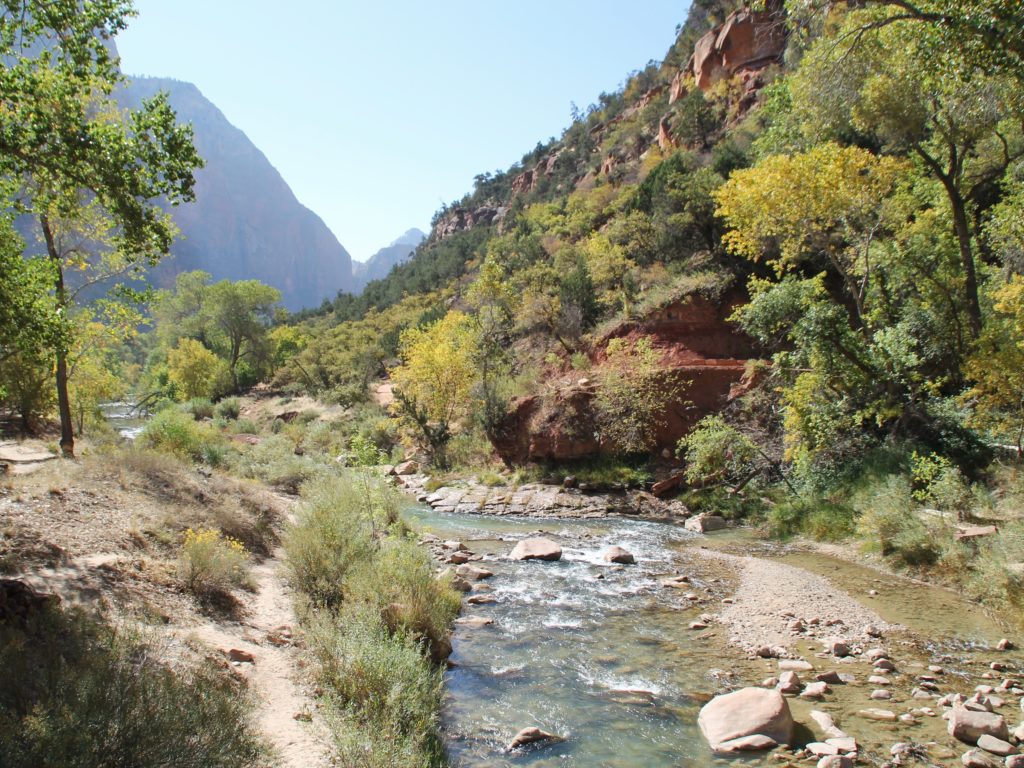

left=789, top=6, right=1024, bottom=337
left=0, top=1, right=202, bottom=456
left=389, top=312, right=478, bottom=468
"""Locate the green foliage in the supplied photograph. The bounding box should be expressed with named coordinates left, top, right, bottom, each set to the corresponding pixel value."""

left=854, top=475, right=943, bottom=566
left=287, top=473, right=458, bottom=766
left=678, top=414, right=757, bottom=486
left=305, top=605, right=448, bottom=767
left=559, top=456, right=652, bottom=489
left=0, top=2, right=202, bottom=456
left=184, top=397, right=215, bottom=421
left=153, top=272, right=281, bottom=393
left=216, top=397, right=241, bottom=421
left=138, top=408, right=227, bottom=466
left=594, top=336, right=677, bottom=453
left=228, top=435, right=322, bottom=494
left=0, top=604, right=264, bottom=768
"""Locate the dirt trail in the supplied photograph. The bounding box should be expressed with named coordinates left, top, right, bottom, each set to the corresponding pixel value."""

left=187, top=547, right=332, bottom=768
left=19, top=545, right=333, bottom=768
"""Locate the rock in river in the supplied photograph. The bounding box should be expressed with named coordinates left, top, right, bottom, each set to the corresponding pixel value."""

left=698, top=687, right=793, bottom=752
left=508, top=726, right=557, bottom=750
left=602, top=545, right=636, bottom=564
left=509, top=538, right=562, bottom=561
left=948, top=707, right=1009, bottom=744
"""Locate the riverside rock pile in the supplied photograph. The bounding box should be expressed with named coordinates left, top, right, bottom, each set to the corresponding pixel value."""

left=396, top=474, right=699, bottom=522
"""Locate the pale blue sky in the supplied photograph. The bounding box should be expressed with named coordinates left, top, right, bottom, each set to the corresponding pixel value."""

left=117, top=2, right=687, bottom=262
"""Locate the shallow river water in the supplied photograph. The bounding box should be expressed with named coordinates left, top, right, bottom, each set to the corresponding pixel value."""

left=408, top=506, right=1022, bottom=768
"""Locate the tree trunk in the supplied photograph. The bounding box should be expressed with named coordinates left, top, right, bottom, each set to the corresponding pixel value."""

left=41, top=215, right=75, bottom=458
left=951, top=196, right=983, bottom=339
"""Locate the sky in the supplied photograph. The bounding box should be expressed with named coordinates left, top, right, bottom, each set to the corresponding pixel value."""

left=117, top=1, right=687, bottom=262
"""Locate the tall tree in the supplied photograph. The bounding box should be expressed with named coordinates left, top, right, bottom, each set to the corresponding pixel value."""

left=789, top=6, right=1024, bottom=337
left=0, top=0, right=202, bottom=456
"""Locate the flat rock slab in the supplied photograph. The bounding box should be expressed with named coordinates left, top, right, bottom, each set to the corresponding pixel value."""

left=0, top=444, right=57, bottom=463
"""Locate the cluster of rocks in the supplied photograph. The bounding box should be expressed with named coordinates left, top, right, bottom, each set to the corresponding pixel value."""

left=696, top=637, right=1024, bottom=768
left=397, top=474, right=709, bottom=524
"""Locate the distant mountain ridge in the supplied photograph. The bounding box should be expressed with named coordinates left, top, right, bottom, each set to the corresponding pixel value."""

left=116, top=76, right=355, bottom=311
left=352, top=228, right=426, bottom=292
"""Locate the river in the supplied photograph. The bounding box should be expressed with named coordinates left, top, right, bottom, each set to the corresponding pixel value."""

left=409, top=505, right=1021, bottom=768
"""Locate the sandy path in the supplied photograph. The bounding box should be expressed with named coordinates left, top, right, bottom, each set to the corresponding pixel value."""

left=697, top=549, right=898, bottom=656
left=188, top=547, right=333, bottom=768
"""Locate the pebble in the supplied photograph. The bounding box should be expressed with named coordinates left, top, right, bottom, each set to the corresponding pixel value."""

left=801, top=681, right=829, bottom=699
left=817, top=757, right=854, bottom=768
left=996, top=639, right=1014, bottom=651
left=871, top=689, right=892, bottom=700
left=779, top=659, right=815, bottom=672
left=869, top=675, right=892, bottom=686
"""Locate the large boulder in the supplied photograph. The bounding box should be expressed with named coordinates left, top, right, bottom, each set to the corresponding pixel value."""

left=510, top=538, right=562, bottom=562
left=685, top=514, right=728, bottom=533
left=698, top=687, right=793, bottom=752
left=948, top=708, right=1009, bottom=744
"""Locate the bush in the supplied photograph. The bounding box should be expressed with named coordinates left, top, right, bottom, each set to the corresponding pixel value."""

left=185, top=398, right=215, bottom=421
left=229, top=435, right=323, bottom=494
left=678, top=414, right=758, bottom=486
left=0, top=605, right=265, bottom=768
left=179, top=527, right=252, bottom=595
left=138, top=409, right=226, bottom=465
left=306, top=605, right=447, bottom=767
left=855, top=476, right=943, bottom=566
left=215, top=397, right=241, bottom=420
left=230, top=418, right=260, bottom=435
left=344, top=537, right=461, bottom=654
left=284, top=475, right=394, bottom=607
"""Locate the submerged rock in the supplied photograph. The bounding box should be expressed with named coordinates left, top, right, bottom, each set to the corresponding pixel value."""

left=698, top=687, right=793, bottom=752
left=508, top=726, right=557, bottom=750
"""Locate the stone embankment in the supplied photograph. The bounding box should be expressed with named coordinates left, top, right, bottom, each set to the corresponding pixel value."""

left=397, top=472, right=685, bottom=520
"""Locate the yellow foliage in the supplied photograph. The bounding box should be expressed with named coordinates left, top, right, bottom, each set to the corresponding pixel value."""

left=389, top=311, right=478, bottom=428
left=178, top=527, right=250, bottom=594
left=963, top=277, right=1024, bottom=448
left=714, top=143, right=907, bottom=269
left=167, top=338, right=226, bottom=401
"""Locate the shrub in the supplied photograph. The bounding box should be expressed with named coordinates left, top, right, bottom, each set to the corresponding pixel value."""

left=678, top=414, right=758, bottom=486
left=229, top=435, right=323, bottom=494
left=0, top=605, right=265, bottom=768
left=185, top=398, right=215, bottom=421
left=284, top=476, right=384, bottom=607
left=344, top=537, right=461, bottom=654
left=305, top=605, right=447, bottom=766
left=231, top=418, right=260, bottom=435
left=138, top=409, right=226, bottom=465
left=855, top=476, right=943, bottom=566
left=215, top=397, right=241, bottom=420
left=179, top=527, right=252, bottom=595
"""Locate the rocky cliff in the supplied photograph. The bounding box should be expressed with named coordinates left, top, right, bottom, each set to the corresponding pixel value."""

left=491, top=290, right=762, bottom=464
left=116, top=77, right=355, bottom=311
left=352, top=229, right=426, bottom=291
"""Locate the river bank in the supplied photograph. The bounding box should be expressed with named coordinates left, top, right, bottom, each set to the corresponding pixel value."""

left=404, top=486, right=1023, bottom=767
